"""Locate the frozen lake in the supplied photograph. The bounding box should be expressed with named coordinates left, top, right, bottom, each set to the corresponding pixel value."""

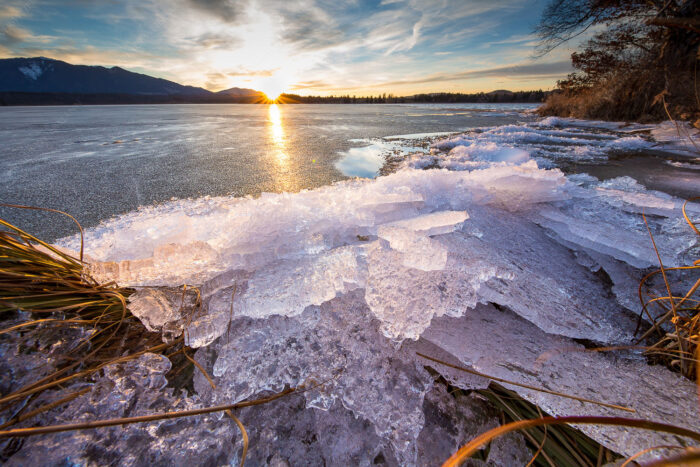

left=4, top=104, right=700, bottom=466
left=0, top=103, right=534, bottom=239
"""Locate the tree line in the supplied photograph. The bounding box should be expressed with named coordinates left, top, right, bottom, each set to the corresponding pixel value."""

left=279, top=90, right=548, bottom=104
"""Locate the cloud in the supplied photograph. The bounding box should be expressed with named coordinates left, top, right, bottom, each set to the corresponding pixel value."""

left=384, top=17, right=423, bottom=55
left=0, top=25, right=55, bottom=46
left=0, top=5, right=24, bottom=19
left=183, top=0, right=247, bottom=22
left=374, top=60, right=573, bottom=87
left=225, top=69, right=276, bottom=77
left=13, top=44, right=170, bottom=74
left=0, top=0, right=568, bottom=93
left=304, top=60, right=573, bottom=92
left=288, top=79, right=333, bottom=90
left=182, top=31, right=241, bottom=49
left=489, top=33, right=539, bottom=45
left=0, top=25, right=28, bottom=44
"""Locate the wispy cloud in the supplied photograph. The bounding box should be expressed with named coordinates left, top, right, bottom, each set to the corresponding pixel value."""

left=182, top=0, right=249, bottom=23
left=0, top=25, right=55, bottom=45
left=1, top=0, right=566, bottom=94
left=490, top=33, right=539, bottom=45
left=290, top=60, right=570, bottom=92
left=376, top=61, right=573, bottom=87
left=0, top=5, right=24, bottom=19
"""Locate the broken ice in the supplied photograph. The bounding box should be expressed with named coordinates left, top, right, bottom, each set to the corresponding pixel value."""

left=35, top=115, right=700, bottom=465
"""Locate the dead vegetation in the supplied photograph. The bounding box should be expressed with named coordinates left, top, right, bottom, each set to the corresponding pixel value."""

left=536, top=0, right=699, bottom=123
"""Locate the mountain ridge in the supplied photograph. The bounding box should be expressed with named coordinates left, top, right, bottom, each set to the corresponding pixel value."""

left=0, top=57, right=212, bottom=95
left=216, top=87, right=262, bottom=97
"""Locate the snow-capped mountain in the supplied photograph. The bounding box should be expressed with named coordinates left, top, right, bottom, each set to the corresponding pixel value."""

left=0, top=57, right=212, bottom=96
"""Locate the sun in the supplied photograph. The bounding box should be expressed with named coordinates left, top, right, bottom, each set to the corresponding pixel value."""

left=257, top=76, right=288, bottom=102
left=263, top=90, right=283, bottom=102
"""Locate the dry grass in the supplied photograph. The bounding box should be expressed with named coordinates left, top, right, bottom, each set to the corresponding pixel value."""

left=478, top=384, right=620, bottom=467
left=636, top=200, right=700, bottom=380
left=0, top=207, right=335, bottom=466
left=443, top=415, right=700, bottom=467
left=0, top=208, right=162, bottom=414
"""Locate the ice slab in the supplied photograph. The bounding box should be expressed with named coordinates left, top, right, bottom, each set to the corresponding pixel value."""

left=76, top=160, right=695, bottom=346
left=534, top=177, right=698, bottom=270
left=237, top=245, right=368, bottom=320
left=376, top=211, right=468, bottom=272
left=427, top=122, right=655, bottom=167
left=418, top=304, right=700, bottom=458
left=533, top=117, right=700, bottom=157
left=378, top=210, right=469, bottom=236
left=363, top=202, right=638, bottom=343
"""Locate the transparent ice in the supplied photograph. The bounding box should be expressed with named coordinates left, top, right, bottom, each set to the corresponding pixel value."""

left=24, top=116, right=699, bottom=465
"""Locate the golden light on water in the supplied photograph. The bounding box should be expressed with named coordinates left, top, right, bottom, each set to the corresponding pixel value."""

left=268, top=103, right=293, bottom=191
left=269, top=104, right=285, bottom=149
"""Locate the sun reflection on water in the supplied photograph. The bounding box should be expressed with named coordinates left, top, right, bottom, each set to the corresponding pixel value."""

left=269, top=104, right=285, bottom=151
left=268, top=103, right=293, bottom=191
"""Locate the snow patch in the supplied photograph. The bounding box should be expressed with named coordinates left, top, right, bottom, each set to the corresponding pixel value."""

left=18, top=62, right=43, bottom=80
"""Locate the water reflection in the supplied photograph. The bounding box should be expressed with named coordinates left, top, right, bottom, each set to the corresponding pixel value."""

left=267, top=104, right=293, bottom=191
left=269, top=104, right=285, bottom=151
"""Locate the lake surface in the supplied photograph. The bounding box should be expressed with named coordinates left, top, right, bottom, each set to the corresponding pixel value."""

left=0, top=103, right=534, bottom=239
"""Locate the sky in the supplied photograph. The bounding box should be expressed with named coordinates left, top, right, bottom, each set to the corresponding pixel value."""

left=0, top=0, right=578, bottom=96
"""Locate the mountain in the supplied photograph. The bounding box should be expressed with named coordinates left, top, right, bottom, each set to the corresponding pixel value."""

left=486, top=89, right=515, bottom=96
left=0, top=57, right=212, bottom=96
left=217, top=87, right=262, bottom=97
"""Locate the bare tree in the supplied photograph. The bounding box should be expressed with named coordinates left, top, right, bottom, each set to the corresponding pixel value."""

left=536, top=0, right=700, bottom=120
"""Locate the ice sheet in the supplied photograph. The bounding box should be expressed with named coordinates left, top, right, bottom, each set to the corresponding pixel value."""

left=37, top=115, right=700, bottom=466
left=417, top=304, right=700, bottom=458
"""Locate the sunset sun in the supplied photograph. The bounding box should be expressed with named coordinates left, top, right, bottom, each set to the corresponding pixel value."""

left=257, top=75, right=288, bottom=101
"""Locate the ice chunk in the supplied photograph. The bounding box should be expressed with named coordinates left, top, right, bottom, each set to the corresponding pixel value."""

left=6, top=353, right=240, bottom=466
left=194, top=291, right=434, bottom=466
left=650, top=121, right=700, bottom=156
left=421, top=119, right=659, bottom=169
left=230, top=394, right=400, bottom=466
left=531, top=117, right=699, bottom=156
left=89, top=240, right=222, bottom=287
left=186, top=246, right=368, bottom=348
left=364, top=240, right=485, bottom=340
left=376, top=211, right=468, bottom=271
left=534, top=177, right=698, bottom=269
left=537, top=207, right=660, bottom=268
left=66, top=163, right=568, bottom=288
left=379, top=210, right=469, bottom=237
left=192, top=359, right=526, bottom=467
left=127, top=287, right=188, bottom=334
left=237, top=245, right=367, bottom=320
left=446, top=143, right=530, bottom=164
left=418, top=304, right=700, bottom=458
